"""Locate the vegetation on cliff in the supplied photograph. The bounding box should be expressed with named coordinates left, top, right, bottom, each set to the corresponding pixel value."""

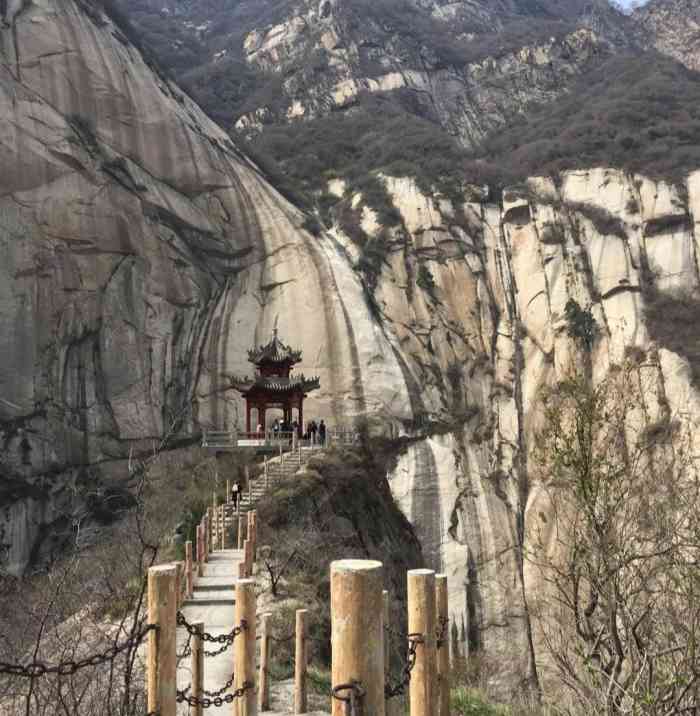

left=530, top=364, right=700, bottom=714
left=475, top=52, right=700, bottom=185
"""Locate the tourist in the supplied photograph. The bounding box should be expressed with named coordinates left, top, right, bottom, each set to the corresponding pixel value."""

left=231, top=480, right=241, bottom=509
left=272, top=419, right=279, bottom=437
left=309, top=420, right=317, bottom=445
left=319, top=419, right=326, bottom=446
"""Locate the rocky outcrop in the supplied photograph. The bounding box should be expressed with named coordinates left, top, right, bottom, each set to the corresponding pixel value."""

left=0, top=0, right=409, bottom=572
left=4, top=0, right=700, bottom=705
left=235, top=6, right=613, bottom=148
left=635, top=0, right=700, bottom=71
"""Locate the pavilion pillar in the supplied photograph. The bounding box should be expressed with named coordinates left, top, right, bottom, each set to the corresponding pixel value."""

left=245, top=401, right=251, bottom=434
left=260, top=404, right=266, bottom=434
left=298, top=397, right=304, bottom=438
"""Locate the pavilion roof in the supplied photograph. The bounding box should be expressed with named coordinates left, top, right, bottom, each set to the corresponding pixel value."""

left=230, top=374, right=320, bottom=394
left=248, top=330, right=302, bottom=365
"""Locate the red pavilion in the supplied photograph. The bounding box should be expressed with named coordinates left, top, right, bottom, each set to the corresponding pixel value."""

left=231, top=330, right=320, bottom=436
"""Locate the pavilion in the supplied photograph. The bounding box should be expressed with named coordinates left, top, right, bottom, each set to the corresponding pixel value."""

left=230, top=330, right=320, bottom=436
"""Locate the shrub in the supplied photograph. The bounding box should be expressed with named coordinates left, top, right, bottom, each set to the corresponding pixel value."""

left=302, top=215, right=322, bottom=236
left=416, top=263, right=437, bottom=297
left=564, top=298, right=597, bottom=352
left=475, top=52, right=700, bottom=187
left=643, top=286, right=700, bottom=389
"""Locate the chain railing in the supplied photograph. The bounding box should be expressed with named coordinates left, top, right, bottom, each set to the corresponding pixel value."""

left=384, top=633, right=424, bottom=699
left=176, top=611, right=246, bottom=646
left=332, top=680, right=366, bottom=715
left=176, top=680, right=253, bottom=708
left=0, top=622, right=158, bottom=679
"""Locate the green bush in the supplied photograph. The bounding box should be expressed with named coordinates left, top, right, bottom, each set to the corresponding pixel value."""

left=416, top=263, right=437, bottom=297
left=475, top=52, right=700, bottom=187
left=564, top=298, right=597, bottom=352
left=451, top=687, right=509, bottom=715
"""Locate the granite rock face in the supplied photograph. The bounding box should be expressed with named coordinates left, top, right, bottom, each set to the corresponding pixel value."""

left=635, top=0, right=700, bottom=71
left=3, top=0, right=700, bottom=703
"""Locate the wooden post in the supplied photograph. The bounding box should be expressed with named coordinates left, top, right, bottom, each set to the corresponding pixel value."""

left=185, top=541, right=194, bottom=599
left=174, top=562, right=183, bottom=609
left=220, top=505, right=226, bottom=550
left=234, top=578, right=257, bottom=716
left=383, top=589, right=390, bottom=675
left=259, top=613, right=272, bottom=711
left=436, top=574, right=450, bottom=716
left=408, top=569, right=436, bottom=716
left=264, top=457, right=269, bottom=491
left=206, top=508, right=213, bottom=556
left=147, top=565, right=177, bottom=716
left=383, top=590, right=396, bottom=716
left=330, top=560, right=385, bottom=716
left=197, top=525, right=203, bottom=577
left=250, top=510, right=257, bottom=560
left=237, top=561, right=247, bottom=579
left=295, top=609, right=309, bottom=714
left=238, top=516, right=245, bottom=550
left=243, top=538, right=253, bottom=576
left=192, top=620, right=204, bottom=716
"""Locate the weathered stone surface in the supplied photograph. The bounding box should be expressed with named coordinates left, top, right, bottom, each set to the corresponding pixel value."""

left=4, top=0, right=700, bottom=705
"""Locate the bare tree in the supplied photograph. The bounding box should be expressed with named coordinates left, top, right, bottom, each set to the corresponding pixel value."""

left=528, top=361, right=700, bottom=715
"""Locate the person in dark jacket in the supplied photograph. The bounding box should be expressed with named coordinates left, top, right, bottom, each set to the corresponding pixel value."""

left=318, top=419, right=326, bottom=446
left=231, top=480, right=241, bottom=509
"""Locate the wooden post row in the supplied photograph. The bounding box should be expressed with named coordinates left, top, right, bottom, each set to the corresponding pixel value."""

left=235, top=578, right=257, bottom=716
left=147, top=565, right=177, bottom=716
left=220, top=504, right=226, bottom=550
left=295, top=609, right=308, bottom=714
left=259, top=613, right=272, bottom=711
left=408, top=569, right=436, bottom=716
left=330, top=560, right=385, bottom=716
left=436, top=574, right=450, bottom=716
left=185, top=541, right=193, bottom=599
left=238, top=515, right=245, bottom=550
left=192, top=620, right=204, bottom=716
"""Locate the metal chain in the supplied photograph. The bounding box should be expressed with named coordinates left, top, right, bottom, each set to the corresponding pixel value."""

left=204, top=642, right=233, bottom=658
left=203, top=670, right=235, bottom=697
left=332, top=680, right=366, bottom=715
left=385, top=633, right=424, bottom=699
left=177, top=632, right=192, bottom=662
left=0, top=623, right=158, bottom=678
left=176, top=680, right=253, bottom=708
left=177, top=611, right=246, bottom=645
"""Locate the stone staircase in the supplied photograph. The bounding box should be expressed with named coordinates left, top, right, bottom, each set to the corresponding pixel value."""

left=224, top=446, right=322, bottom=522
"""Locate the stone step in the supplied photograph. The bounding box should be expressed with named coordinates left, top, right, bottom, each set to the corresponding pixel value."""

left=194, top=580, right=234, bottom=591
left=184, top=590, right=236, bottom=605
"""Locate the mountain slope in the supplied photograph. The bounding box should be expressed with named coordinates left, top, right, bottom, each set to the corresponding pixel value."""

left=5, top=0, right=700, bottom=706
left=635, top=0, right=700, bottom=71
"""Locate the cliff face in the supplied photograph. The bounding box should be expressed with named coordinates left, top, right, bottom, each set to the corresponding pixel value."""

left=0, top=0, right=409, bottom=573
left=375, top=168, right=700, bottom=696
left=635, top=0, right=700, bottom=71
left=120, top=0, right=634, bottom=146
left=3, top=0, right=700, bottom=704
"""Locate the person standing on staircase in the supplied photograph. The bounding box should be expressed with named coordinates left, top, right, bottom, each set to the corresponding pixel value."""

left=309, top=420, right=317, bottom=445
left=231, top=479, right=241, bottom=510
left=318, top=419, right=327, bottom=446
